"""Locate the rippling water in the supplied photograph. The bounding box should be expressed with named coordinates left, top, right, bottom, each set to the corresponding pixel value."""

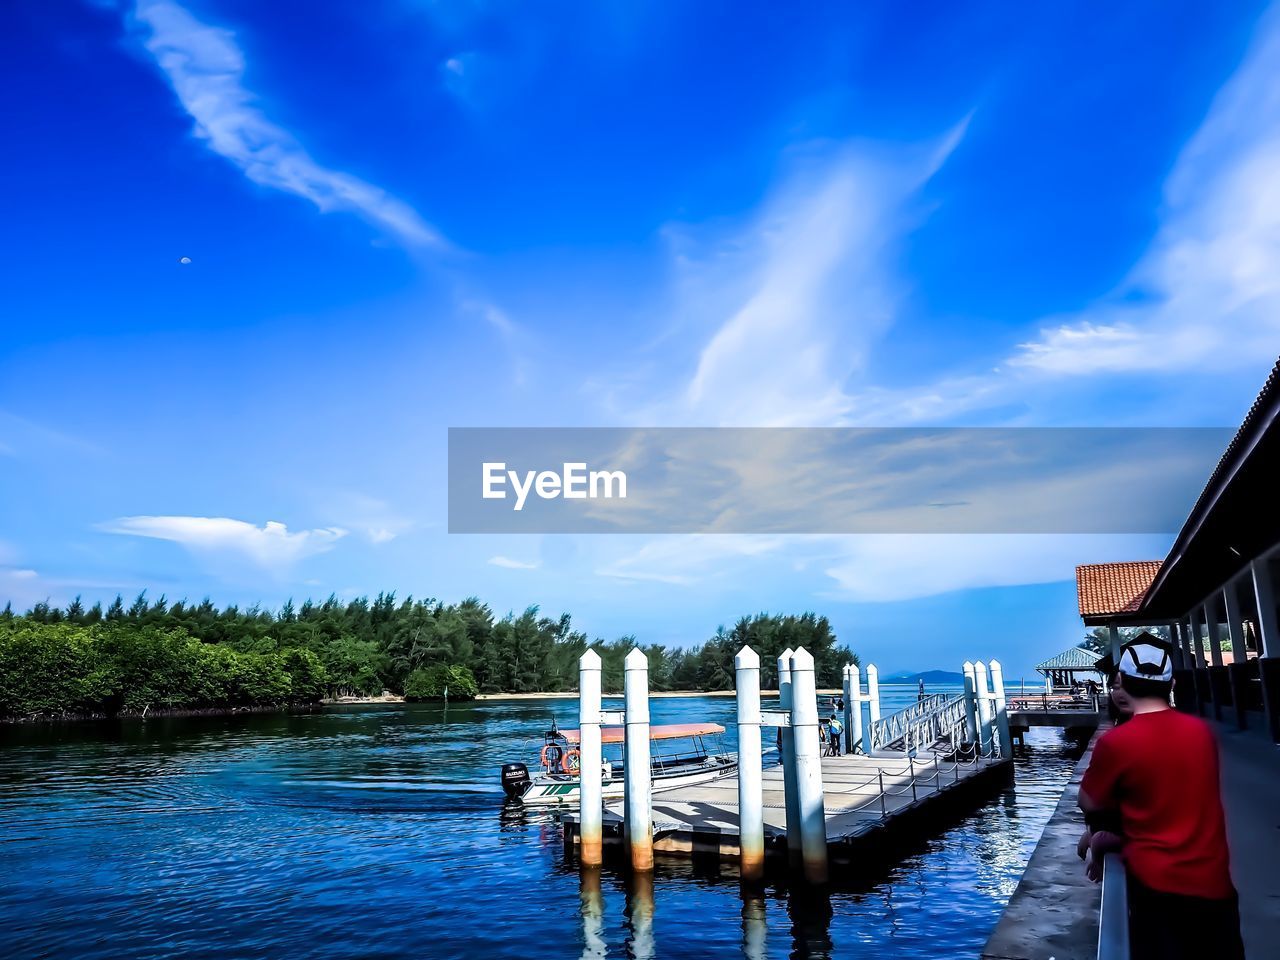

left=0, top=688, right=1084, bottom=959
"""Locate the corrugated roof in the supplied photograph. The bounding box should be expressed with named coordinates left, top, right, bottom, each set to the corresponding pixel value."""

left=1076, top=561, right=1163, bottom=619
left=1036, top=647, right=1103, bottom=672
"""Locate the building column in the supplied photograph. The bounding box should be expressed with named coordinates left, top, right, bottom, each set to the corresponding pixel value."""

left=1188, top=609, right=1208, bottom=717
left=1170, top=621, right=1193, bottom=713
left=1204, top=599, right=1225, bottom=668
left=1204, top=599, right=1227, bottom=720
left=1107, top=622, right=1121, bottom=663
left=1251, top=557, right=1280, bottom=742
left=1224, top=579, right=1249, bottom=729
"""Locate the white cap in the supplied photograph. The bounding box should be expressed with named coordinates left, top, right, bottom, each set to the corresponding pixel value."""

left=1118, top=641, right=1172, bottom=682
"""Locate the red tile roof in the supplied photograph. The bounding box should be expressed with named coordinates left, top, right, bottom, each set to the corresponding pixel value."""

left=1076, top=561, right=1163, bottom=620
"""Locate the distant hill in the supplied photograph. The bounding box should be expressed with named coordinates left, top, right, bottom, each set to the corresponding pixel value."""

left=881, top=669, right=966, bottom=685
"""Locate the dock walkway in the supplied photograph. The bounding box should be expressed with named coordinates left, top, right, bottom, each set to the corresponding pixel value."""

left=570, top=750, right=1010, bottom=860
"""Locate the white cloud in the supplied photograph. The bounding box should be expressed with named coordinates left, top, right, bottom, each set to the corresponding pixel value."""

left=129, top=0, right=442, bottom=248
left=488, top=555, right=541, bottom=570
left=607, top=129, right=963, bottom=428
left=314, top=492, right=412, bottom=544
left=1008, top=7, right=1280, bottom=377
left=597, top=535, right=786, bottom=586
left=99, top=516, right=346, bottom=570
left=593, top=531, right=1166, bottom=601
left=818, top=534, right=1168, bottom=603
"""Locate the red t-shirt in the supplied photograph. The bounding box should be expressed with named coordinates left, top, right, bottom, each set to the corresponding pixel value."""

left=1080, top=709, right=1234, bottom=899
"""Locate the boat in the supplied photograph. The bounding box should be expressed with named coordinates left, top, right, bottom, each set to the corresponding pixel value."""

left=500, top=720, right=737, bottom=807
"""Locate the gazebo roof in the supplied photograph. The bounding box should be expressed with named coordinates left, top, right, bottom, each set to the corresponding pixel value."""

left=1035, top=646, right=1103, bottom=673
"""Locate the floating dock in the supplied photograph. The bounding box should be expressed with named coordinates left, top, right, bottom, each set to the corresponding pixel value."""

left=566, top=749, right=1011, bottom=866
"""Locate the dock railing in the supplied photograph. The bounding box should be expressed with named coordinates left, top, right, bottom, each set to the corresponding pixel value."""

left=819, top=743, right=998, bottom=822
left=869, top=693, right=970, bottom=753
left=1097, top=852, right=1129, bottom=960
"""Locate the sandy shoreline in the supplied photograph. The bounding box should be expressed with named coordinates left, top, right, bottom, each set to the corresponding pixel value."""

left=327, top=689, right=848, bottom=705
left=476, top=689, right=844, bottom=700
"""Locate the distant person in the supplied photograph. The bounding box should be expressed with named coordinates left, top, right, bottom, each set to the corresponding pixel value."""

left=917, top=678, right=926, bottom=701
left=827, top=713, right=843, bottom=757
left=1076, top=637, right=1243, bottom=960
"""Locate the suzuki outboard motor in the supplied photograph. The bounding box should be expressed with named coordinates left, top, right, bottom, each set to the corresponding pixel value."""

left=501, top=762, right=531, bottom=799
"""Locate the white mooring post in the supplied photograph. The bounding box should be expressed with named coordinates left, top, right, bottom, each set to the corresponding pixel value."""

left=579, top=649, right=604, bottom=866
left=789, top=647, right=829, bottom=885
left=776, top=648, right=801, bottom=867
left=973, top=660, right=994, bottom=756
left=988, top=659, right=1013, bottom=759
left=962, top=661, right=979, bottom=743
left=866, top=663, right=881, bottom=726
left=849, top=664, right=864, bottom=755
left=624, top=648, right=653, bottom=872
left=841, top=664, right=854, bottom=755
left=862, top=663, right=881, bottom=754
left=734, top=646, right=764, bottom=883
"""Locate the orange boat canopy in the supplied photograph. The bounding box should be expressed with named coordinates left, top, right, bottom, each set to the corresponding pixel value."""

left=561, top=722, right=724, bottom=745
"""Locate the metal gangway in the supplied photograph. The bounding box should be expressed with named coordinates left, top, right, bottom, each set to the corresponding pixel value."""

left=868, top=692, right=972, bottom=754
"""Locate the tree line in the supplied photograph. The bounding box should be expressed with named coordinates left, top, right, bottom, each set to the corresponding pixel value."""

left=0, top=593, right=856, bottom=720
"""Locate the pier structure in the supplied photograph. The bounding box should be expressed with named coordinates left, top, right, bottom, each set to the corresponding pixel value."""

left=570, top=646, right=1012, bottom=884
left=986, top=358, right=1280, bottom=959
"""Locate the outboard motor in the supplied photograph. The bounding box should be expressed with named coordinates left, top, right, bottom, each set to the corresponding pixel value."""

left=501, top=762, right=531, bottom=800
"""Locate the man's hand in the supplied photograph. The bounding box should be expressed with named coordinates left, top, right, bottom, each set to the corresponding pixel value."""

left=1077, top=827, right=1091, bottom=860
left=1084, top=830, right=1125, bottom=883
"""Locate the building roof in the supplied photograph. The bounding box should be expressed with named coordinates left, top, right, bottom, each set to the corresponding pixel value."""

left=1076, top=561, right=1163, bottom=624
left=1140, top=356, right=1280, bottom=617
left=1036, top=647, right=1104, bottom=673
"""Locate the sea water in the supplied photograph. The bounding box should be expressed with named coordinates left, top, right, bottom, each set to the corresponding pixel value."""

left=0, top=687, right=1083, bottom=959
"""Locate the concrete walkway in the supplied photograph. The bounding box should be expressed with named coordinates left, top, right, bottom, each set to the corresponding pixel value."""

left=981, top=733, right=1101, bottom=960
left=982, top=720, right=1280, bottom=960
left=1216, top=724, right=1280, bottom=955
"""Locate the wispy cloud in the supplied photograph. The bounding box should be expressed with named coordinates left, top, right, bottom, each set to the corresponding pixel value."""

left=818, top=534, right=1168, bottom=603
left=593, top=531, right=1165, bottom=600
left=99, top=516, right=346, bottom=570
left=632, top=131, right=965, bottom=428
left=1010, top=9, right=1280, bottom=376
left=128, top=0, right=442, bottom=249
left=488, top=555, right=540, bottom=570
left=0, top=411, right=104, bottom=459
left=316, top=492, right=412, bottom=545
left=597, top=535, right=785, bottom=586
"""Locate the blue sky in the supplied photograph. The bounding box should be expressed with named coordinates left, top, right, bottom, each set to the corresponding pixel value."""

left=3, top=0, right=1280, bottom=678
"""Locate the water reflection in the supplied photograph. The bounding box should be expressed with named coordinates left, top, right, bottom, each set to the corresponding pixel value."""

left=624, top=871, right=656, bottom=960
left=741, top=890, right=767, bottom=960
left=787, top=889, right=834, bottom=960
left=579, top=867, right=606, bottom=960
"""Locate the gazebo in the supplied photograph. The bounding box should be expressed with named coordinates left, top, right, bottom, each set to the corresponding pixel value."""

left=1035, top=646, right=1105, bottom=692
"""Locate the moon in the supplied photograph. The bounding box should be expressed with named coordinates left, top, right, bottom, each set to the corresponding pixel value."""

left=179, top=257, right=192, bottom=265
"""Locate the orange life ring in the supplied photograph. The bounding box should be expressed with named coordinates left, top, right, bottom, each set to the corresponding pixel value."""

left=541, top=743, right=564, bottom=770
left=562, top=749, right=581, bottom=775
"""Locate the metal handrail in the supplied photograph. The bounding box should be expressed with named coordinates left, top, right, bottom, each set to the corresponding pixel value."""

left=869, top=693, right=970, bottom=752
left=1097, top=853, right=1129, bottom=960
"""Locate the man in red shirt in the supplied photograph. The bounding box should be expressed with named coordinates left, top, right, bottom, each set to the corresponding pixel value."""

left=1077, top=635, right=1244, bottom=959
